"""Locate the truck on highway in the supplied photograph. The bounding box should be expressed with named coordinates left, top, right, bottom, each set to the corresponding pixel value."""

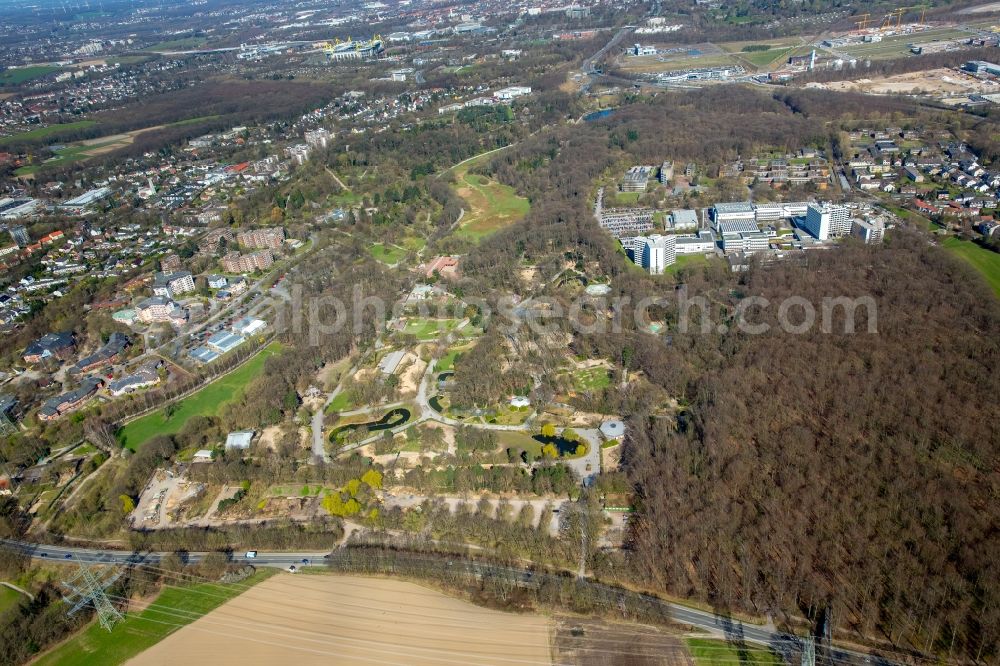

left=245, top=550, right=257, bottom=559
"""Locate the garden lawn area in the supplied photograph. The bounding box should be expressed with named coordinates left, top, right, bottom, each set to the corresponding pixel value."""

left=685, top=638, right=782, bottom=666
left=401, top=318, right=462, bottom=340
left=118, top=342, right=281, bottom=450
left=0, top=65, right=61, bottom=86
left=0, top=585, right=27, bottom=614
left=613, top=191, right=642, bottom=205
left=573, top=366, right=612, bottom=391
left=453, top=165, right=530, bottom=241
left=402, top=235, right=427, bottom=251
left=34, top=572, right=273, bottom=666
left=943, top=237, right=1000, bottom=297
left=665, top=253, right=710, bottom=274
left=325, top=390, right=355, bottom=413
left=369, top=243, right=407, bottom=265
left=496, top=430, right=542, bottom=457
left=436, top=348, right=464, bottom=372
left=0, top=120, right=98, bottom=147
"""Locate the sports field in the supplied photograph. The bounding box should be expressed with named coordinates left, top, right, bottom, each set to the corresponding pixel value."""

left=453, top=162, right=530, bottom=241
left=35, top=573, right=272, bottom=666
left=129, top=574, right=553, bottom=665
left=943, top=237, right=1000, bottom=297
left=118, top=342, right=281, bottom=450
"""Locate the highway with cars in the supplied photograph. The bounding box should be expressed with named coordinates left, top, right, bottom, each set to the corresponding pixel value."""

left=2, top=538, right=896, bottom=665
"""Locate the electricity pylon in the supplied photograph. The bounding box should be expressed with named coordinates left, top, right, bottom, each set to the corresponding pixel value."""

left=62, top=563, right=125, bottom=631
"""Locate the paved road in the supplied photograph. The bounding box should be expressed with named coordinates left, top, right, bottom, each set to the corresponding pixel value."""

left=1, top=538, right=896, bottom=665
left=2, top=539, right=327, bottom=569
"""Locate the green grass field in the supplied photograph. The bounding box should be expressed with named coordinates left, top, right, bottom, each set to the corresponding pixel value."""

left=665, top=253, right=710, bottom=274
left=496, top=430, right=542, bottom=456
left=0, top=584, right=27, bottom=614
left=118, top=342, right=281, bottom=450
left=401, top=318, right=462, bottom=340
left=0, top=65, right=61, bottom=86
left=14, top=141, right=119, bottom=175
left=573, top=366, right=612, bottom=391
left=34, top=572, right=272, bottom=666
left=0, top=120, right=98, bottom=147
left=325, top=390, right=355, bottom=413
left=838, top=27, right=969, bottom=61
left=740, top=46, right=794, bottom=68
left=943, top=237, right=1000, bottom=297
left=369, top=243, right=407, bottom=264
left=142, top=37, right=207, bottom=52
left=453, top=165, right=530, bottom=242
left=686, top=638, right=782, bottom=666
left=436, top=348, right=464, bottom=372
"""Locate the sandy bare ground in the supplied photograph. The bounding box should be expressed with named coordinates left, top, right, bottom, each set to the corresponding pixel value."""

left=958, top=1, right=1000, bottom=13
left=601, top=441, right=621, bottom=472
left=816, top=68, right=998, bottom=95
left=398, top=352, right=425, bottom=396
left=128, top=574, right=553, bottom=666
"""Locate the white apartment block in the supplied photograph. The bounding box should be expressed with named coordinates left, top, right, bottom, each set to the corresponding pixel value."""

left=640, top=235, right=677, bottom=274
left=803, top=202, right=851, bottom=241
left=851, top=218, right=885, bottom=244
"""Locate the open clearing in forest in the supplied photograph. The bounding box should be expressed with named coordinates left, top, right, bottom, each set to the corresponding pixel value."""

left=453, top=158, right=530, bottom=241
left=129, top=574, right=554, bottom=665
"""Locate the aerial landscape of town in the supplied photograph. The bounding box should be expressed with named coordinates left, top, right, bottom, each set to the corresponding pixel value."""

left=0, top=0, right=997, bottom=663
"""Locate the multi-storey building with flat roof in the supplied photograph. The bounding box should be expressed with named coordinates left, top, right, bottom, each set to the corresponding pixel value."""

left=639, top=235, right=677, bottom=274
left=851, top=218, right=885, bottom=244
left=621, top=166, right=654, bottom=192
left=221, top=250, right=274, bottom=274
left=152, top=271, right=195, bottom=298
left=711, top=202, right=756, bottom=229
left=237, top=227, right=284, bottom=250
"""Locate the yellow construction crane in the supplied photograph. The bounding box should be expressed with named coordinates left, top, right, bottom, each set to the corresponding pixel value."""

left=879, top=8, right=905, bottom=30
left=853, top=13, right=871, bottom=31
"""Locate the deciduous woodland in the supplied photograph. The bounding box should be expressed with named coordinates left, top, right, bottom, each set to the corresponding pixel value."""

left=446, top=87, right=1000, bottom=661
left=624, top=235, right=1000, bottom=661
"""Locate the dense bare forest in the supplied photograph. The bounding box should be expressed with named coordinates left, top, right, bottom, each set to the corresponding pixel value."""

left=453, top=86, right=1000, bottom=661
left=623, top=234, right=1000, bottom=661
